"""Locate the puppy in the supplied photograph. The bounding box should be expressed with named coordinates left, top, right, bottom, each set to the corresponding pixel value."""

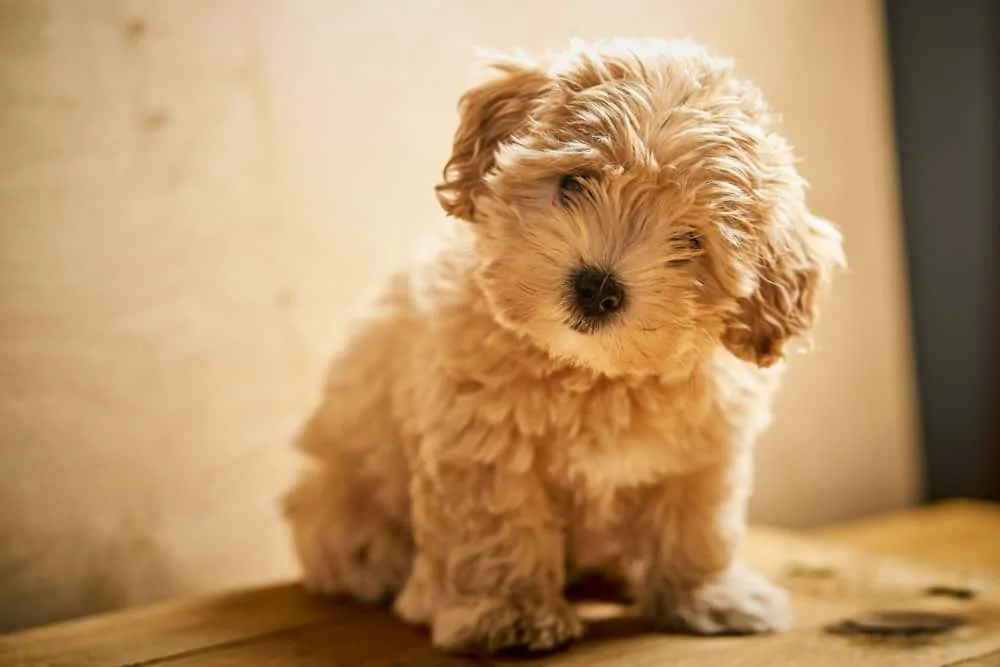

left=283, top=37, right=844, bottom=655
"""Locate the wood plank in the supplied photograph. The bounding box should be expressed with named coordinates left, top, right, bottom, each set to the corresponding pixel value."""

left=810, top=500, right=1000, bottom=575
left=0, top=582, right=335, bottom=667
left=114, top=606, right=477, bottom=667
left=945, top=651, right=1000, bottom=667
left=7, top=524, right=998, bottom=666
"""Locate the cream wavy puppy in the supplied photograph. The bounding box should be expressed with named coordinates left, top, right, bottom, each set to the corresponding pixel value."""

left=283, top=37, right=844, bottom=654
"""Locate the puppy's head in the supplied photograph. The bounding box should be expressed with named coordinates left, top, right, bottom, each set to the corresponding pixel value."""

left=438, top=38, right=844, bottom=377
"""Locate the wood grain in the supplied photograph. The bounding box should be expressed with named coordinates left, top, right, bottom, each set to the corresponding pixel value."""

left=0, top=582, right=334, bottom=667
left=810, top=500, right=1000, bottom=575
left=4, top=503, right=1000, bottom=667
left=946, top=651, right=1000, bottom=667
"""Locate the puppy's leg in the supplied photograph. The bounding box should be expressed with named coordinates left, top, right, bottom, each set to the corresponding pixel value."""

left=393, top=553, right=436, bottom=625
left=626, top=457, right=789, bottom=635
left=283, top=466, right=413, bottom=604
left=407, top=462, right=582, bottom=654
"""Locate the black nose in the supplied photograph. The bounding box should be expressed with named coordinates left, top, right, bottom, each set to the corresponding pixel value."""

left=572, top=267, right=625, bottom=319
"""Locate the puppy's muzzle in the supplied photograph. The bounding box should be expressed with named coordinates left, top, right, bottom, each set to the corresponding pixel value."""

left=570, top=266, right=625, bottom=330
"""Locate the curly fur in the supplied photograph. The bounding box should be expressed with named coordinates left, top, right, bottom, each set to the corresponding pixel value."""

left=282, top=37, right=844, bottom=655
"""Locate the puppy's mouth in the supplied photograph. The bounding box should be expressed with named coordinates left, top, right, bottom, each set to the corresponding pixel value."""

left=567, top=315, right=614, bottom=335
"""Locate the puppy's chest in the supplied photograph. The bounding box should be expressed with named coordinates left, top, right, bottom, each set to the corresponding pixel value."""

left=525, top=378, right=727, bottom=492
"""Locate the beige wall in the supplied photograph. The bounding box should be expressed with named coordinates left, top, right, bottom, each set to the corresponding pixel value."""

left=0, top=0, right=920, bottom=630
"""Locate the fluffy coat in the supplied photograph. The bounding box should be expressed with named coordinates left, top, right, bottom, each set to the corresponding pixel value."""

left=283, top=37, right=844, bottom=654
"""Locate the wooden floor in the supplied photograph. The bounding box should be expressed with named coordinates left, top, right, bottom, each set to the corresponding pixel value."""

left=3, top=500, right=1000, bottom=666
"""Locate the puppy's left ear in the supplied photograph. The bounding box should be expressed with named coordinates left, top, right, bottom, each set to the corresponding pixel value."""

left=436, top=56, right=549, bottom=221
left=722, top=203, right=845, bottom=368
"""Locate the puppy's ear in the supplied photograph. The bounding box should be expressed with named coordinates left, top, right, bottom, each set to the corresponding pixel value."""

left=722, top=205, right=844, bottom=368
left=436, top=57, right=548, bottom=221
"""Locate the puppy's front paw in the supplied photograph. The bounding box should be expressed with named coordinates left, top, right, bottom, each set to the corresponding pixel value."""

left=643, top=565, right=790, bottom=636
left=432, top=597, right=583, bottom=654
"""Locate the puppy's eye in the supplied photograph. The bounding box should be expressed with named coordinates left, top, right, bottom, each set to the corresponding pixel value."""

left=558, top=174, right=587, bottom=199
left=668, top=232, right=703, bottom=264
left=560, top=175, right=585, bottom=192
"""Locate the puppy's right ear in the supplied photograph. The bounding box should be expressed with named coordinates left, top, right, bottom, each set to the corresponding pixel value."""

left=436, top=57, right=548, bottom=221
